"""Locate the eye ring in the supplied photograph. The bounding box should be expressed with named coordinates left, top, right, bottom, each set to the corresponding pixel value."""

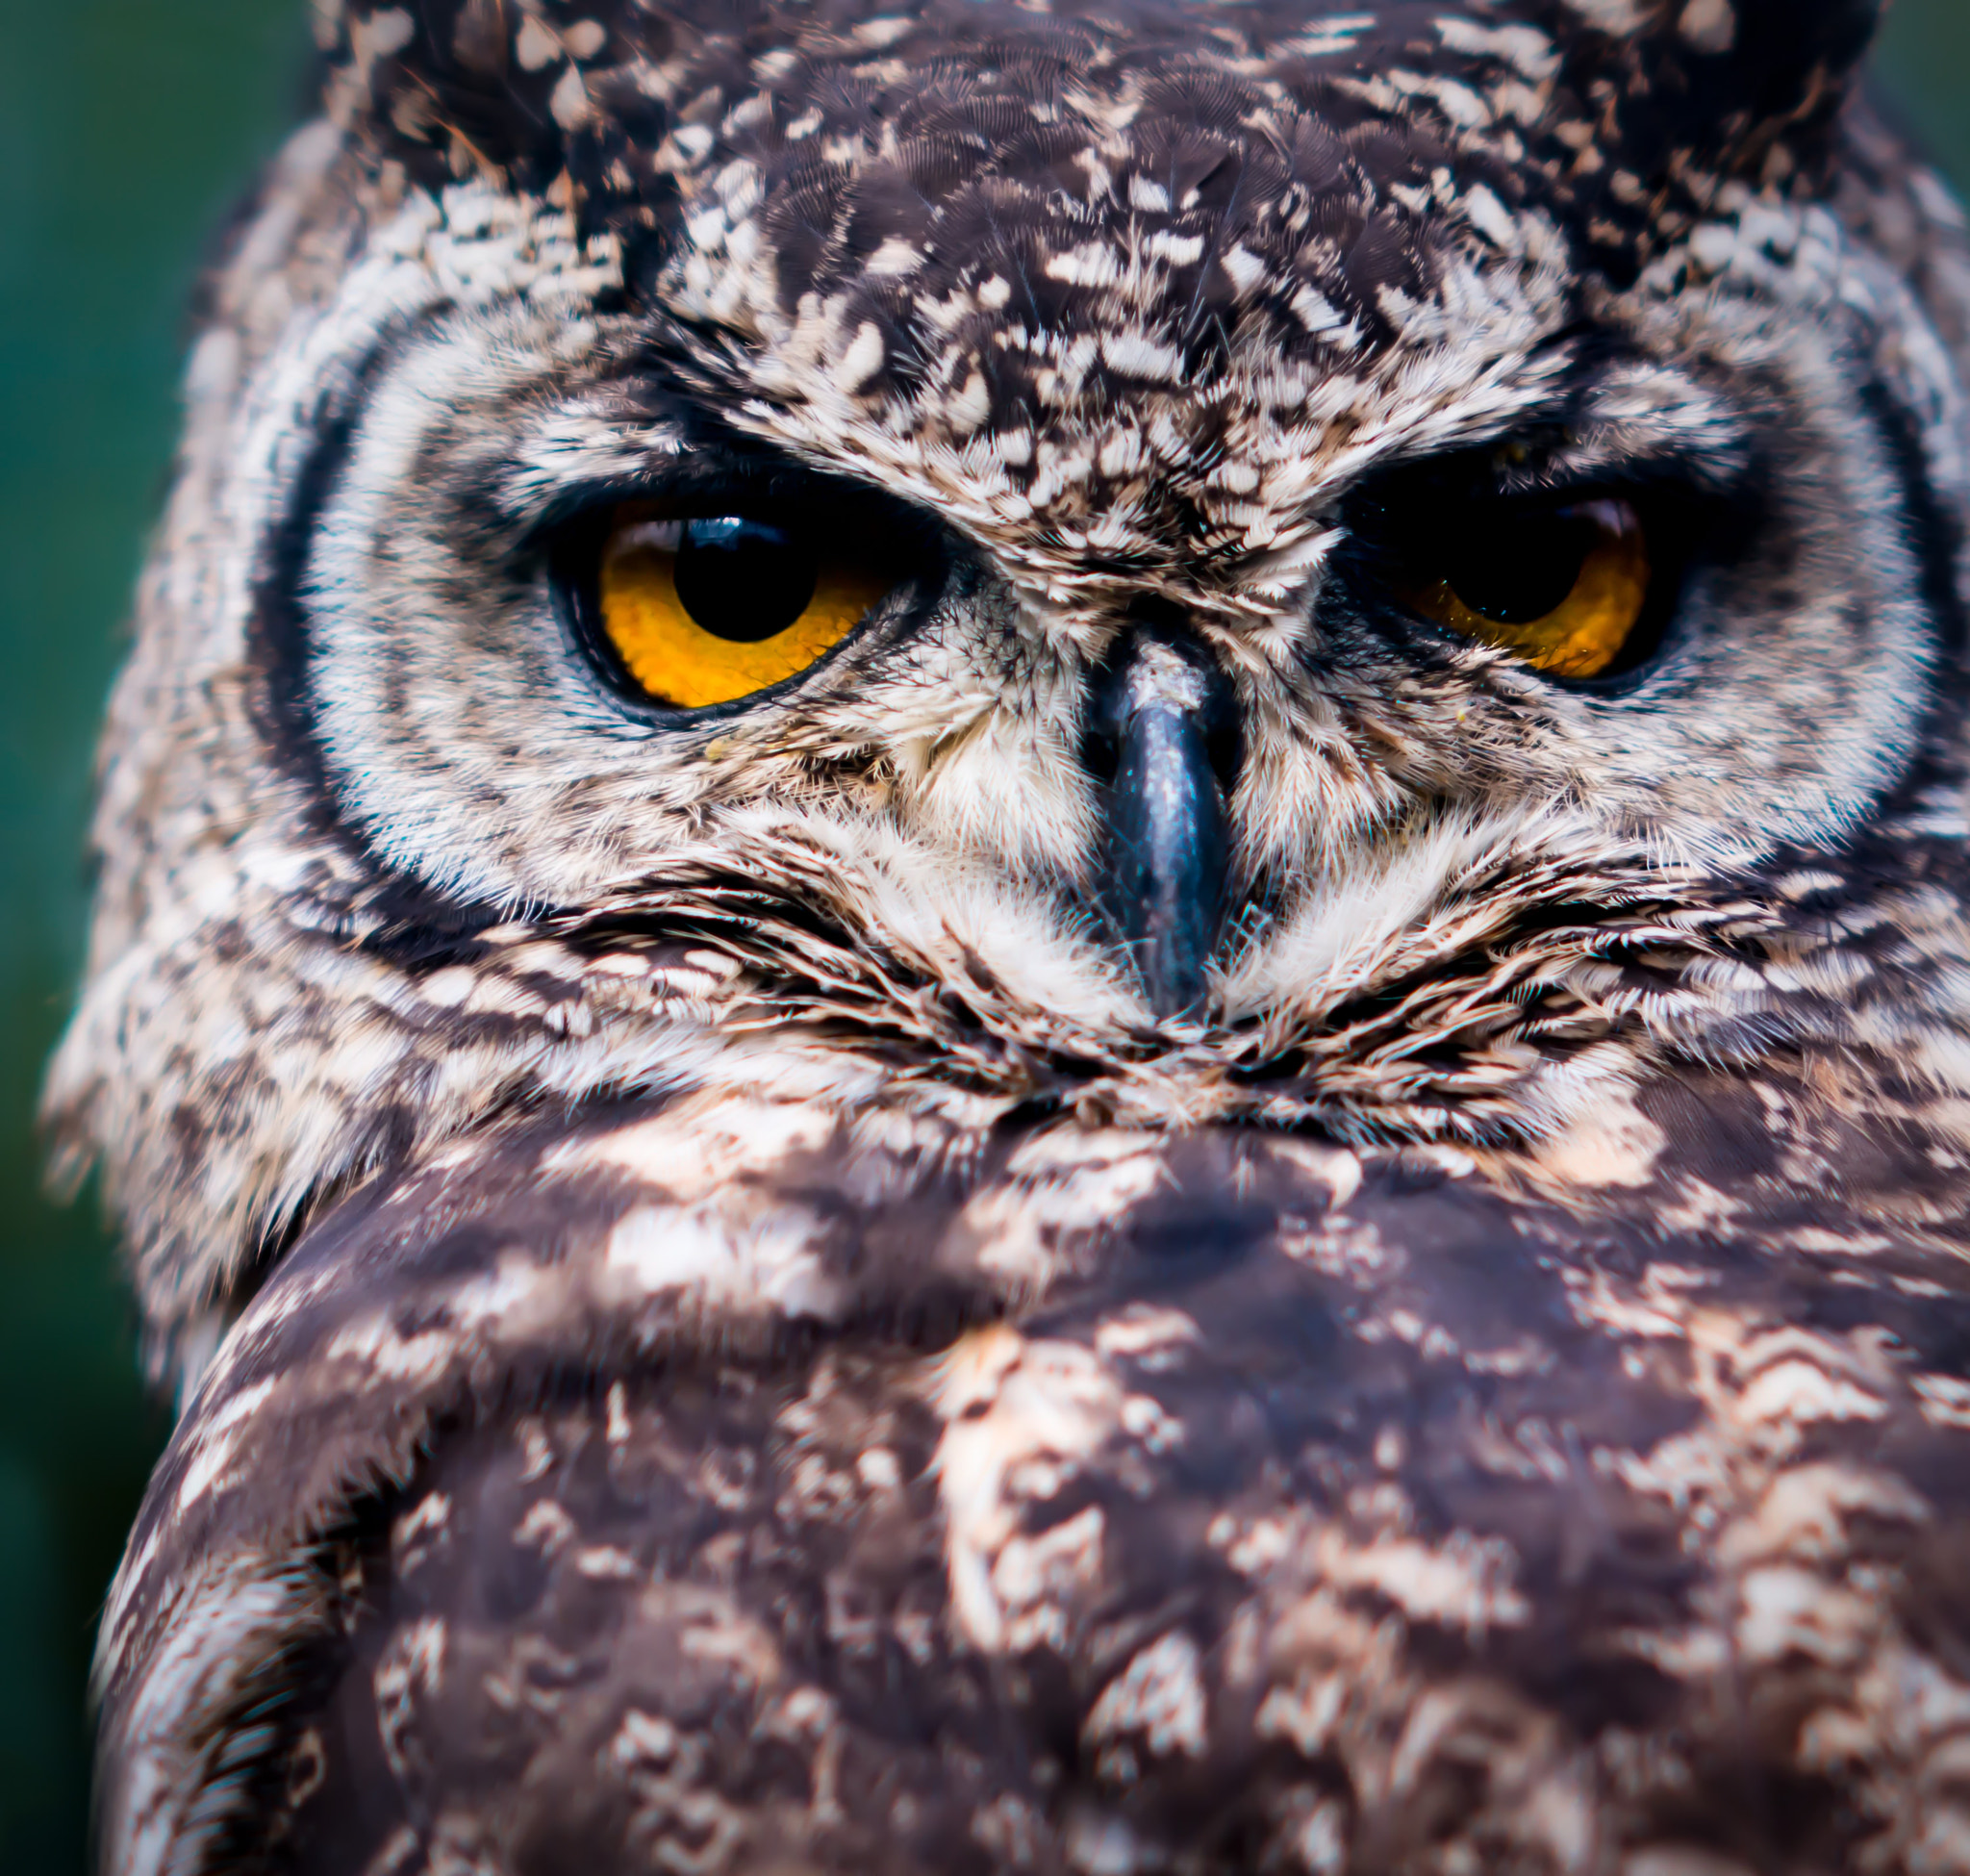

left=552, top=494, right=918, bottom=717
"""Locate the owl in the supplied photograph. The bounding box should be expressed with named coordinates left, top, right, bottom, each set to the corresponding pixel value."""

left=46, top=0, right=1970, bottom=1869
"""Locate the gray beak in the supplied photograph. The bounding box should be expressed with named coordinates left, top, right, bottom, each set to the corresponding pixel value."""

left=1086, top=624, right=1239, bottom=1021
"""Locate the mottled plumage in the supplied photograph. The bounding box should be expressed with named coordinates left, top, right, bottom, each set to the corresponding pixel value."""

left=48, top=1, right=1970, bottom=1870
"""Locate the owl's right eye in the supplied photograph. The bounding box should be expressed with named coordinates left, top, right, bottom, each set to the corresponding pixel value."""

left=568, top=502, right=906, bottom=710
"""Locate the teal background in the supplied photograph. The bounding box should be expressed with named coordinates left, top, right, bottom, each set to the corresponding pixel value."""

left=0, top=3, right=1963, bottom=1868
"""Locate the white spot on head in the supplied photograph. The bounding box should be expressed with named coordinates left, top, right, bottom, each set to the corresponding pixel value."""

left=857, top=1446, right=903, bottom=1491
left=864, top=237, right=924, bottom=277
left=549, top=63, right=591, bottom=131
left=1290, top=284, right=1348, bottom=338
left=852, top=14, right=916, bottom=49
left=515, top=15, right=562, bottom=70
left=667, top=123, right=716, bottom=165
left=419, top=966, right=477, bottom=1007
left=358, top=7, right=415, bottom=57
left=1046, top=242, right=1124, bottom=289
left=1560, top=0, right=1652, bottom=30
left=948, top=371, right=993, bottom=434
left=1099, top=329, right=1183, bottom=383
left=1687, top=220, right=1746, bottom=279
left=838, top=321, right=889, bottom=395
left=1679, top=0, right=1736, bottom=53
left=1084, top=1631, right=1210, bottom=1760
left=1147, top=229, right=1205, bottom=266
left=1066, top=1809, right=1159, bottom=1876
left=1434, top=17, right=1560, bottom=81
left=1220, top=244, right=1271, bottom=296
left=1460, top=184, right=1523, bottom=253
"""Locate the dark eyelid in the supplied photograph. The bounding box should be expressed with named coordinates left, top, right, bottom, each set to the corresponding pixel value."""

left=1333, top=434, right=1764, bottom=690
left=517, top=462, right=947, bottom=564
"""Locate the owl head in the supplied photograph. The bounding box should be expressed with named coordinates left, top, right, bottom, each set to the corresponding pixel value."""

left=44, top=0, right=1968, bottom=1382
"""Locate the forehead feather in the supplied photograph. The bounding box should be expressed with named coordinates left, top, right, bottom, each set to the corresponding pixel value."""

left=320, top=1, right=1880, bottom=278
left=314, top=0, right=1881, bottom=594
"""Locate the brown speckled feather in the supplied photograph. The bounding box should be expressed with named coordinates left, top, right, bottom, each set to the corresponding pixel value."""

left=104, top=1102, right=1970, bottom=1873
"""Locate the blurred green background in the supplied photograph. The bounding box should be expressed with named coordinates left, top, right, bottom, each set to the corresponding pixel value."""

left=0, top=2, right=1966, bottom=1869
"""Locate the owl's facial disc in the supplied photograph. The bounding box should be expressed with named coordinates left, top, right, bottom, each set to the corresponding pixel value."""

left=294, top=270, right=1928, bottom=1043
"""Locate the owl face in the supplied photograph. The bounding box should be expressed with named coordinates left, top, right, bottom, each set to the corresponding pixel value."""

left=302, top=82, right=1932, bottom=1029
left=48, top=0, right=1964, bottom=1363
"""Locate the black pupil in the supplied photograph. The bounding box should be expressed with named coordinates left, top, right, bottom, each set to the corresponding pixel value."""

left=1440, top=506, right=1598, bottom=624
left=672, top=517, right=820, bottom=642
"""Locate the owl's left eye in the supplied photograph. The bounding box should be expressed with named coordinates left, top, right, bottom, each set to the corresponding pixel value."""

left=1399, top=496, right=1654, bottom=680
left=569, top=502, right=905, bottom=710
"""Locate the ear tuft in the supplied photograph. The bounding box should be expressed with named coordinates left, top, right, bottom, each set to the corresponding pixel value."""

left=309, top=0, right=1890, bottom=290
left=1555, top=0, right=1883, bottom=178
left=316, top=0, right=683, bottom=239
left=1528, top=0, right=1884, bottom=278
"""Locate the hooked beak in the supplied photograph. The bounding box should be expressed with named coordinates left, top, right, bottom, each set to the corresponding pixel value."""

left=1086, top=624, right=1239, bottom=1021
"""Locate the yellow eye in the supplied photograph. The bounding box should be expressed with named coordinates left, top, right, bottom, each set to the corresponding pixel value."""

left=1402, top=497, right=1652, bottom=680
left=594, top=504, right=898, bottom=709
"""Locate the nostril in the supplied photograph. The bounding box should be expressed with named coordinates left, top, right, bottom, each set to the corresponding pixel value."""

left=1084, top=723, right=1122, bottom=789
left=1081, top=636, right=1134, bottom=788
left=1188, top=646, right=1244, bottom=797
left=1204, top=719, right=1242, bottom=794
